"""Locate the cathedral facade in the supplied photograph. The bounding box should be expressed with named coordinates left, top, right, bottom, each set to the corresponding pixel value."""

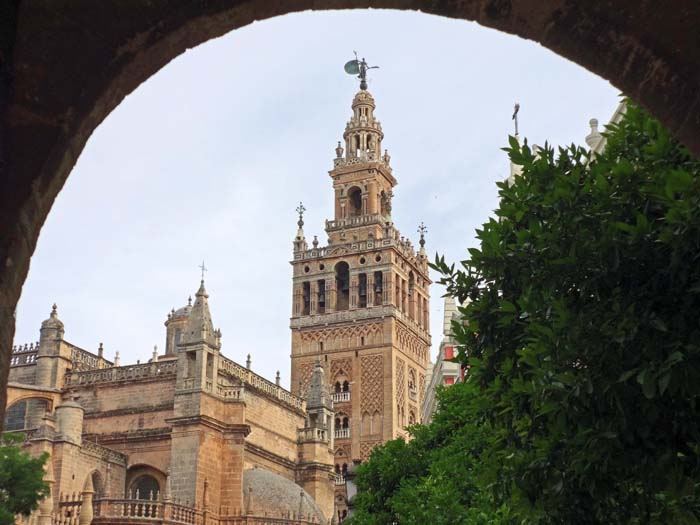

left=6, top=85, right=430, bottom=525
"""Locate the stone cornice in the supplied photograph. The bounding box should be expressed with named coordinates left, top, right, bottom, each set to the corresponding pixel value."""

left=166, top=414, right=251, bottom=437
left=244, top=442, right=297, bottom=471
left=83, top=402, right=174, bottom=419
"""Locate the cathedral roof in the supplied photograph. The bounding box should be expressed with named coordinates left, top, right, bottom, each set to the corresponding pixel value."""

left=242, top=468, right=326, bottom=522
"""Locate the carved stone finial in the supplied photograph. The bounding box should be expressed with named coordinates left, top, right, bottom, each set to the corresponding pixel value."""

left=275, top=370, right=281, bottom=386
left=312, top=235, right=319, bottom=249
left=246, top=354, right=252, bottom=370
left=188, top=295, right=192, bottom=307
left=335, top=141, right=344, bottom=159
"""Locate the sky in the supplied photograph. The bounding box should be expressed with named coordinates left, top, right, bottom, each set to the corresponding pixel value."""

left=13, top=10, right=619, bottom=389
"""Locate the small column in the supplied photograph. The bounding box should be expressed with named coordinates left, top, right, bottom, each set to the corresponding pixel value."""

left=326, top=280, right=335, bottom=313
left=310, top=281, right=318, bottom=315
left=292, top=284, right=302, bottom=316
left=367, top=274, right=375, bottom=307
left=350, top=275, right=358, bottom=309
left=368, top=181, right=379, bottom=214
left=384, top=271, right=392, bottom=305
left=423, top=297, right=429, bottom=330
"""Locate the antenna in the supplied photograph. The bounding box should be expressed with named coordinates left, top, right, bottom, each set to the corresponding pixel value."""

left=344, top=53, right=379, bottom=90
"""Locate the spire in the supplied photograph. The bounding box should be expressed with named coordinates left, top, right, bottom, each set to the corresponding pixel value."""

left=305, top=359, right=332, bottom=410
left=293, top=202, right=308, bottom=253
left=182, top=279, right=217, bottom=346
left=417, top=222, right=427, bottom=258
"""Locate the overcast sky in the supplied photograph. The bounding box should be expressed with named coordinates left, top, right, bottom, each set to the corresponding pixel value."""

left=14, top=10, right=619, bottom=388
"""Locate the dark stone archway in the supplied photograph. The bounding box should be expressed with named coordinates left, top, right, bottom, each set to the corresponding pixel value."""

left=1, top=1, right=699, bottom=425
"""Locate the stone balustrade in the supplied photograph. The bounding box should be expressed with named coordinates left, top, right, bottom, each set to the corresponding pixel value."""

left=334, top=428, right=350, bottom=439
left=331, top=392, right=350, bottom=403
left=91, top=497, right=326, bottom=525
left=297, top=426, right=328, bottom=443
left=218, top=356, right=304, bottom=412
left=65, top=361, right=177, bottom=387
left=10, top=343, right=38, bottom=366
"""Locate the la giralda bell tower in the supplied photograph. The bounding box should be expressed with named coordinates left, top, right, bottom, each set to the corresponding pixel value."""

left=290, top=69, right=431, bottom=473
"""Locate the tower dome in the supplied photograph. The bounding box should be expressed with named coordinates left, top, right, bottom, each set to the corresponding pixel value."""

left=40, top=303, right=64, bottom=341
left=41, top=303, right=64, bottom=330
left=242, top=468, right=326, bottom=522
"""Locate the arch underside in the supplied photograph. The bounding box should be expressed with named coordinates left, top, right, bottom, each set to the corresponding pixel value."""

left=2, top=1, right=700, bottom=426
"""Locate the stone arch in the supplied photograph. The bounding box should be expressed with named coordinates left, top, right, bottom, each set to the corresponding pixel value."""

left=2, top=3, right=700, bottom=425
left=126, top=464, right=167, bottom=500
left=88, top=470, right=105, bottom=498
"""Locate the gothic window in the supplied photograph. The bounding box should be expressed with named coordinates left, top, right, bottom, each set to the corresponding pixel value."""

left=373, top=271, right=383, bottom=305
left=174, top=328, right=182, bottom=348
left=348, top=187, right=362, bottom=216
left=408, top=410, right=416, bottom=426
left=342, top=380, right=349, bottom=392
left=335, top=381, right=342, bottom=394
left=4, top=400, right=27, bottom=431
left=302, top=282, right=310, bottom=315
left=317, top=279, right=326, bottom=314
left=341, top=463, right=348, bottom=475
left=4, top=398, right=49, bottom=431
left=408, top=369, right=416, bottom=392
left=358, top=273, right=367, bottom=308
left=335, top=262, right=350, bottom=311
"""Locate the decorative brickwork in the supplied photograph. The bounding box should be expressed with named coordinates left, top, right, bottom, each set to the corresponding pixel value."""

left=331, top=358, right=353, bottom=381
left=360, top=355, right=383, bottom=415
left=360, top=441, right=381, bottom=461
left=396, top=321, right=428, bottom=364
left=396, top=357, right=405, bottom=410
left=299, top=361, right=315, bottom=396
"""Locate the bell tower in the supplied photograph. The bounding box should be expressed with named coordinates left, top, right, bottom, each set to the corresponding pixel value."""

left=289, top=82, right=431, bottom=479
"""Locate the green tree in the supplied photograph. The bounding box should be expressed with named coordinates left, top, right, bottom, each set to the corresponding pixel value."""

left=348, top=380, right=509, bottom=525
left=0, top=433, right=49, bottom=525
left=433, top=102, right=700, bottom=523
left=349, top=102, right=700, bottom=524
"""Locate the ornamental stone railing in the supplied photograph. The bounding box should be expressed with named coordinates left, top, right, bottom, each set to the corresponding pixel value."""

left=218, top=356, right=305, bottom=412
left=334, top=428, right=350, bottom=439
left=82, top=440, right=127, bottom=466
left=10, top=342, right=39, bottom=366
left=297, top=426, right=328, bottom=443
left=325, top=213, right=383, bottom=232
left=331, top=392, right=350, bottom=403
left=92, top=496, right=326, bottom=525
left=65, top=361, right=177, bottom=387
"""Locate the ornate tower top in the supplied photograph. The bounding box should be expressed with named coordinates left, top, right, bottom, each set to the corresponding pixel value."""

left=343, top=53, right=379, bottom=91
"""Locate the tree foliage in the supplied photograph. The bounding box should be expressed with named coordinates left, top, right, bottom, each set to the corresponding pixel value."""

left=0, top=433, right=49, bottom=525
left=348, top=103, right=700, bottom=524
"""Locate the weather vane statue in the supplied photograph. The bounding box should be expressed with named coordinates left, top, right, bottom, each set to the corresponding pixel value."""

left=344, top=52, right=379, bottom=90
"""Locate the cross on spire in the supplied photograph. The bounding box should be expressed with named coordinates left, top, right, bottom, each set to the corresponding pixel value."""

left=512, top=102, right=520, bottom=136
left=198, top=261, right=208, bottom=282
left=418, top=222, right=428, bottom=248
left=296, top=202, right=306, bottom=228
